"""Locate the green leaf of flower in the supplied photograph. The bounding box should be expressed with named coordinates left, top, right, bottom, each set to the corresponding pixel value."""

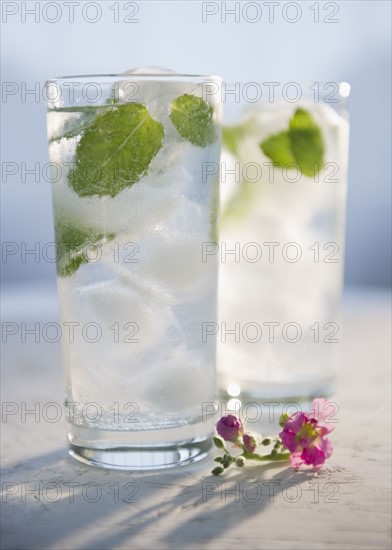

left=55, top=217, right=115, bottom=277
left=68, top=103, right=164, bottom=198
left=279, top=413, right=290, bottom=428
left=169, top=94, right=215, bottom=147
left=213, top=435, right=226, bottom=450
left=222, top=454, right=234, bottom=468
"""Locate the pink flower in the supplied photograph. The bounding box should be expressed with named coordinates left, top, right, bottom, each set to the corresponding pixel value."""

left=279, top=399, right=334, bottom=469
left=309, top=398, right=335, bottom=435
left=216, top=415, right=243, bottom=442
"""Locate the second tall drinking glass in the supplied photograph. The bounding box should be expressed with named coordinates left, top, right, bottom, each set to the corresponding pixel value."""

left=218, top=81, right=350, bottom=402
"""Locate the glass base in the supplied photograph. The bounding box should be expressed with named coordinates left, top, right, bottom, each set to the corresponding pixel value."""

left=68, top=439, right=211, bottom=471
left=219, top=377, right=335, bottom=402
left=66, top=416, right=214, bottom=470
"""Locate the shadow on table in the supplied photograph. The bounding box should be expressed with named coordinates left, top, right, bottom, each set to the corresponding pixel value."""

left=2, top=448, right=315, bottom=550
left=92, top=462, right=314, bottom=550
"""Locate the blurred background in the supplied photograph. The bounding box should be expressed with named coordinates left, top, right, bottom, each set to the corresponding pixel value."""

left=1, top=0, right=391, bottom=288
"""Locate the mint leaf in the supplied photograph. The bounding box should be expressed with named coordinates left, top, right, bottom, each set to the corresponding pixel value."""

left=169, top=94, right=215, bottom=147
left=260, top=109, right=324, bottom=176
left=55, top=217, right=115, bottom=277
left=288, top=108, right=324, bottom=176
left=260, top=131, right=296, bottom=167
left=69, top=103, right=164, bottom=198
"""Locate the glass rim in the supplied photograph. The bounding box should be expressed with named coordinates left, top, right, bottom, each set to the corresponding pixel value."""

left=221, top=80, right=352, bottom=98
left=46, top=73, right=222, bottom=83
left=219, top=79, right=351, bottom=84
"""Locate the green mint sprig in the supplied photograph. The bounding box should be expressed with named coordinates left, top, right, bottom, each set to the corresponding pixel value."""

left=55, top=217, right=115, bottom=277
left=69, top=103, right=164, bottom=198
left=55, top=95, right=216, bottom=276
left=169, top=94, right=216, bottom=147
left=260, top=108, right=325, bottom=176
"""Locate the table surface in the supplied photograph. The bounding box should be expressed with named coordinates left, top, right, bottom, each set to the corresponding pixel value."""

left=1, top=285, right=391, bottom=550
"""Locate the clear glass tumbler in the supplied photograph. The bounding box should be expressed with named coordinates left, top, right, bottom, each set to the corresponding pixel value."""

left=46, top=73, right=222, bottom=469
left=218, top=81, right=350, bottom=403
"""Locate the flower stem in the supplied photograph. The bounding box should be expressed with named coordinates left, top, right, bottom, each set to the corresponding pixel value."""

left=245, top=452, right=291, bottom=462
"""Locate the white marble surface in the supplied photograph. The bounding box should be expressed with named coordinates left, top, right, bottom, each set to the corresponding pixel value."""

left=1, top=286, right=391, bottom=550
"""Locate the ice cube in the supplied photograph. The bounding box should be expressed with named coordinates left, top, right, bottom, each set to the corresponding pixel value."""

left=122, top=66, right=177, bottom=75
left=128, top=192, right=214, bottom=299
left=142, top=344, right=215, bottom=415
left=59, top=276, right=186, bottom=410
left=117, top=67, right=198, bottom=115
left=59, top=277, right=180, bottom=357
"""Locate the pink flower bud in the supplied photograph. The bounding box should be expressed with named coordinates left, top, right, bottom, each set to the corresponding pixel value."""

left=242, top=432, right=261, bottom=453
left=216, top=415, right=243, bottom=442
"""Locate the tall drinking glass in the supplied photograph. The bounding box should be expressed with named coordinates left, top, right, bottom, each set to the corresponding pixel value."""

left=46, top=74, right=222, bottom=469
left=218, top=81, right=350, bottom=403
